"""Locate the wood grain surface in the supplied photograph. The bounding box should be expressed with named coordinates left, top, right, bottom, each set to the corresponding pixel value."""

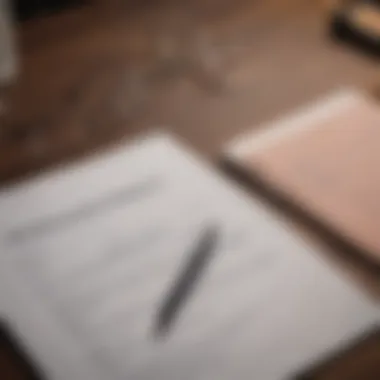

left=0, top=0, right=379, bottom=379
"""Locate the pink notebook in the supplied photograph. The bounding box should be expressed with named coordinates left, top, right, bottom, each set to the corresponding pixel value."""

left=225, top=89, right=380, bottom=264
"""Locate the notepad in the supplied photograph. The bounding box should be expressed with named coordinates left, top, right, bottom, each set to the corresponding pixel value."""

left=0, top=132, right=378, bottom=380
left=225, top=89, right=380, bottom=265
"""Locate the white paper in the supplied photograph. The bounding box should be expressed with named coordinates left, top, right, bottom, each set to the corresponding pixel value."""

left=0, top=133, right=378, bottom=380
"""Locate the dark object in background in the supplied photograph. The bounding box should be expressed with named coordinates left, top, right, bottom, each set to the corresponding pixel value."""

left=330, top=0, right=380, bottom=57
left=294, top=328, right=380, bottom=380
left=0, top=320, right=45, bottom=379
left=14, top=0, right=84, bottom=21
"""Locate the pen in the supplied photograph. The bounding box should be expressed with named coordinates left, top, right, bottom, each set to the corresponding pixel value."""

left=154, top=225, right=219, bottom=337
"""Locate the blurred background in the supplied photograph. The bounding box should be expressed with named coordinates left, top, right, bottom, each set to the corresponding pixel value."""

left=1, top=0, right=380, bottom=379
left=0, top=0, right=379, bottom=183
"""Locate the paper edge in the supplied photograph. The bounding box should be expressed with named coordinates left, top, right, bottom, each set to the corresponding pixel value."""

left=226, top=88, right=373, bottom=160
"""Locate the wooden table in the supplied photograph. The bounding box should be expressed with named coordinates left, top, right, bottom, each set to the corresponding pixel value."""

left=1, top=0, right=379, bottom=378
